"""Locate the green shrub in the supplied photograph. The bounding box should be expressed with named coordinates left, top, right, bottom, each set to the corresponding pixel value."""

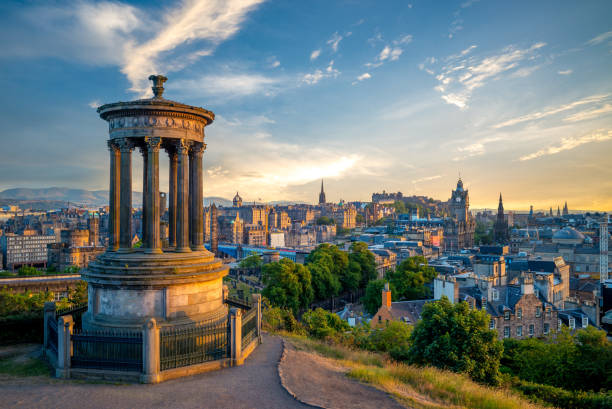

left=301, top=308, right=349, bottom=339
left=514, top=380, right=612, bottom=409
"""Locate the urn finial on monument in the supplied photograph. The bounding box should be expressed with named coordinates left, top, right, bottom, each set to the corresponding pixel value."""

left=148, top=74, right=168, bottom=99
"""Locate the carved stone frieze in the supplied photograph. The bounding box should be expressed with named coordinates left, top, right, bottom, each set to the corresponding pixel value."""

left=108, top=115, right=206, bottom=134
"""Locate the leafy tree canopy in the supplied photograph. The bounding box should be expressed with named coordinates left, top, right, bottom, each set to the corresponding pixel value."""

left=385, top=256, right=437, bottom=300
left=262, top=258, right=313, bottom=314
left=239, top=254, right=263, bottom=269
left=363, top=279, right=397, bottom=315
left=407, top=297, right=503, bottom=385
left=315, top=216, right=335, bottom=225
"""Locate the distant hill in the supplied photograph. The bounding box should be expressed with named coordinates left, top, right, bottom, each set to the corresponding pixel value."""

left=0, top=187, right=233, bottom=208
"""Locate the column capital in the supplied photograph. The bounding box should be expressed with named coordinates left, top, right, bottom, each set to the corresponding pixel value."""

left=145, top=136, right=162, bottom=152
left=191, top=142, right=206, bottom=155
left=107, top=140, right=119, bottom=152
left=176, top=139, right=192, bottom=155
left=116, top=138, right=134, bottom=152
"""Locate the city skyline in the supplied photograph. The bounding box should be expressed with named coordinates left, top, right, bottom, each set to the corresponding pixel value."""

left=0, top=0, right=611, bottom=210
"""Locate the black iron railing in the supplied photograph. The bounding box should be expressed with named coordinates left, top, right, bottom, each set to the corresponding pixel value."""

left=56, top=303, right=87, bottom=331
left=159, top=317, right=229, bottom=371
left=241, top=307, right=257, bottom=351
left=71, top=330, right=143, bottom=372
left=47, top=317, right=58, bottom=356
left=226, top=296, right=252, bottom=310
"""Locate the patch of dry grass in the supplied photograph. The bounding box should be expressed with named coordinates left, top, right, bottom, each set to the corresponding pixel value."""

left=284, top=334, right=547, bottom=409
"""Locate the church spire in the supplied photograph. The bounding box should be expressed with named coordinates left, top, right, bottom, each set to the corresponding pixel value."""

left=318, top=179, right=326, bottom=205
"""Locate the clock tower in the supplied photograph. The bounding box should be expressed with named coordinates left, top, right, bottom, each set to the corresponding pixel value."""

left=450, top=178, right=469, bottom=222
left=444, top=178, right=475, bottom=252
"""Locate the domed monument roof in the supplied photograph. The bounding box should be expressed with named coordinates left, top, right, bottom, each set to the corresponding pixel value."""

left=553, top=227, right=585, bottom=240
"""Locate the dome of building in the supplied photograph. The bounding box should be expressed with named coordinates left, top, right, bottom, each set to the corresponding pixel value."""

left=233, top=192, right=243, bottom=207
left=552, top=227, right=585, bottom=241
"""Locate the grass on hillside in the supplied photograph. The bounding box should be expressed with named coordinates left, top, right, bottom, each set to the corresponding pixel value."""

left=284, top=334, right=547, bottom=409
left=0, top=356, right=50, bottom=377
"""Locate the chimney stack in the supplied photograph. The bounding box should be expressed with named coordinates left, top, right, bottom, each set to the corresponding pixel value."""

left=382, top=282, right=392, bottom=309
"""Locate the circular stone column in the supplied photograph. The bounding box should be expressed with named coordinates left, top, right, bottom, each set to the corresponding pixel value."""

left=82, top=75, right=228, bottom=331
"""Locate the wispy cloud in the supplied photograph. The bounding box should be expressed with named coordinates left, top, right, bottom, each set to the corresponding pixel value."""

left=173, top=73, right=282, bottom=97
left=519, top=129, right=612, bottom=161
left=492, top=94, right=610, bottom=128
left=424, top=42, right=546, bottom=109
left=365, top=34, right=410, bottom=69
left=586, top=30, right=612, bottom=46
left=267, top=56, right=280, bottom=68
left=4, top=0, right=265, bottom=97
left=88, top=100, right=100, bottom=109
left=301, top=60, right=340, bottom=85
left=352, top=72, right=371, bottom=85
left=557, top=69, right=573, bottom=75
left=413, top=174, right=443, bottom=183
left=564, top=103, right=612, bottom=122
left=310, top=49, right=321, bottom=60
left=327, top=32, right=343, bottom=52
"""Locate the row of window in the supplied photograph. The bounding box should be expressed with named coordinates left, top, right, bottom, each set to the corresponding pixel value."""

left=504, top=305, right=551, bottom=320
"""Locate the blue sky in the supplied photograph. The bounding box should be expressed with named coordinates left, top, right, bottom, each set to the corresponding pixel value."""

left=0, top=0, right=611, bottom=210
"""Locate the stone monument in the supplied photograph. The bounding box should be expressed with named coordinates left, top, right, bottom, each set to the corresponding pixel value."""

left=83, top=75, right=228, bottom=331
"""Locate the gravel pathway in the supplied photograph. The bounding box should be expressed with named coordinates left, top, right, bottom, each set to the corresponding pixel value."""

left=1, top=335, right=310, bottom=409
left=278, top=341, right=405, bottom=409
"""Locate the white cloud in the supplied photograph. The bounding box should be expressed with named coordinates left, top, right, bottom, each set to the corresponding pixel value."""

left=492, top=94, right=611, bottom=128
left=7, top=1, right=265, bottom=96
left=121, top=0, right=265, bottom=95
left=88, top=100, right=101, bottom=109
left=379, top=46, right=391, bottom=61
left=428, top=42, right=547, bottom=109
left=586, top=30, right=612, bottom=46
left=310, top=49, right=321, bottom=60
left=413, top=175, right=443, bottom=183
left=327, top=32, right=343, bottom=52
left=267, top=56, right=280, bottom=68
left=519, top=130, right=612, bottom=161
left=302, top=60, right=340, bottom=85
left=352, top=73, right=371, bottom=84
left=173, top=73, right=281, bottom=97
left=393, top=35, right=413, bottom=45
left=557, top=69, right=573, bottom=75
left=564, top=103, right=612, bottom=122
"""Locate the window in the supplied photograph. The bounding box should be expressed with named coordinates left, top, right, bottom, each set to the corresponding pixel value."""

left=504, top=326, right=510, bottom=338
left=504, top=310, right=510, bottom=320
left=378, top=315, right=381, bottom=322
left=492, top=289, right=499, bottom=301
left=517, top=326, right=523, bottom=337
left=582, top=317, right=588, bottom=328
left=544, top=323, right=550, bottom=335
left=535, top=306, right=542, bottom=318
left=517, top=308, right=522, bottom=319
left=569, top=318, right=575, bottom=329
left=489, top=319, right=495, bottom=330
left=546, top=308, right=551, bottom=319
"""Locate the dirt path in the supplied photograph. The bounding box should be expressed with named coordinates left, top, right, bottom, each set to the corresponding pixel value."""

left=278, top=340, right=405, bottom=409
left=0, top=335, right=311, bottom=409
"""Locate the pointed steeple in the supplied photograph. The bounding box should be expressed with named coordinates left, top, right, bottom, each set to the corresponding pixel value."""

left=497, top=193, right=504, bottom=214
left=318, top=179, right=326, bottom=205
left=563, top=201, right=569, bottom=216
left=557, top=206, right=561, bottom=216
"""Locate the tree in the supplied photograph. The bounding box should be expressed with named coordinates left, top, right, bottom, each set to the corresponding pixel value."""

left=363, top=279, right=396, bottom=315
left=239, top=254, right=263, bottom=269
left=349, top=241, right=377, bottom=287
left=386, top=256, right=437, bottom=300
left=68, top=280, right=88, bottom=305
left=302, top=307, right=349, bottom=339
left=308, top=262, right=341, bottom=301
left=392, top=200, right=407, bottom=214
left=17, top=266, right=39, bottom=276
left=262, top=258, right=313, bottom=314
left=315, top=216, right=335, bottom=225
left=63, top=266, right=80, bottom=275
left=474, top=221, right=493, bottom=245
left=407, top=297, right=503, bottom=385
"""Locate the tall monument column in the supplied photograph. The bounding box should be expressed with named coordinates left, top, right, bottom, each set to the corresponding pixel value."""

left=144, top=137, right=162, bottom=253
left=168, top=150, right=178, bottom=248
left=141, top=146, right=149, bottom=246
left=107, top=141, right=120, bottom=251
left=190, top=143, right=205, bottom=250
left=176, top=140, right=191, bottom=252
left=118, top=138, right=133, bottom=251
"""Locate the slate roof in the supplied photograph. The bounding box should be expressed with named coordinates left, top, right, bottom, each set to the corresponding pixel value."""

left=388, top=299, right=430, bottom=325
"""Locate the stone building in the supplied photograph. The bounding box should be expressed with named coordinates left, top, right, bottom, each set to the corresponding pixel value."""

left=218, top=213, right=244, bottom=244
left=1, top=231, right=56, bottom=270
left=444, top=179, right=475, bottom=252
left=372, top=283, right=428, bottom=327
left=47, top=218, right=104, bottom=271
left=318, top=180, right=326, bottom=205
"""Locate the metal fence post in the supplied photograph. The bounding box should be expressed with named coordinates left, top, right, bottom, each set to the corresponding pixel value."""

left=230, top=308, right=242, bottom=366
left=141, top=318, right=160, bottom=383
left=56, top=315, right=73, bottom=379
left=43, top=301, right=56, bottom=352
left=252, top=294, right=262, bottom=344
